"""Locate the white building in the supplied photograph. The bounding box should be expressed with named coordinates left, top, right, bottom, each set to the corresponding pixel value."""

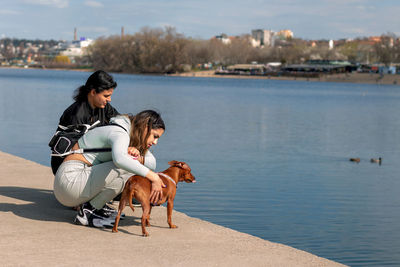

left=329, top=40, right=334, bottom=50
left=61, top=38, right=94, bottom=57
left=251, top=29, right=275, bottom=47
left=215, top=34, right=231, bottom=45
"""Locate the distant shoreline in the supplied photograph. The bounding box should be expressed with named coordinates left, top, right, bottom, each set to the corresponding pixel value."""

left=170, top=70, right=400, bottom=86
left=2, top=66, right=399, bottom=86
left=0, top=65, right=93, bottom=72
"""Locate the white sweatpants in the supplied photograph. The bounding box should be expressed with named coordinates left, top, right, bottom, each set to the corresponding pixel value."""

left=53, top=160, right=132, bottom=209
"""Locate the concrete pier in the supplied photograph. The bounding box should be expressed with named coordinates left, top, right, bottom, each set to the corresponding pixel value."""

left=0, top=151, right=345, bottom=266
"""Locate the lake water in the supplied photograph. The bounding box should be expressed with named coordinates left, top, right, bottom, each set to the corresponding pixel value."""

left=1, top=68, right=400, bottom=266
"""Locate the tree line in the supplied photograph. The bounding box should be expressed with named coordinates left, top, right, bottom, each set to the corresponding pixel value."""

left=89, top=27, right=400, bottom=74
left=2, top=28, right=399, bottom=73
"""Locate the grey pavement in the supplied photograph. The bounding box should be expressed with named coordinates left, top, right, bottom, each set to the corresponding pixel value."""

left=0, top=151, right=346, bottom=266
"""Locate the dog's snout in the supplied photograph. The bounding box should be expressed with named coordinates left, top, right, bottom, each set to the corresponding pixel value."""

left=184, top=174, right=196, bottom=183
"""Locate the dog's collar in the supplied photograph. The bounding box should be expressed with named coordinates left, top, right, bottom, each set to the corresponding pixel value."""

left=158, top=172, right=177, bottom=188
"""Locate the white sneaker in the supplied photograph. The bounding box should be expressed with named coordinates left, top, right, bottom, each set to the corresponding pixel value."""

left=74, top=202, right=114, bottom=228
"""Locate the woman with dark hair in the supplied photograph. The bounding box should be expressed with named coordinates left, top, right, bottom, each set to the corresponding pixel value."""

left=51, top=70, right=119, bottom=175
left=73, top=70, right=117, bottom=104
left=53, top=110, right=166, bottom=228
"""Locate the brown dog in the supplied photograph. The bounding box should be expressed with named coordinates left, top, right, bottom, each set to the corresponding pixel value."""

left=112, top=160, right=196, bottom=236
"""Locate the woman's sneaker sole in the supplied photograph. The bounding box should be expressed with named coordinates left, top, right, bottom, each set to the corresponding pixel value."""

left=75, top=205, right=115, bottom=228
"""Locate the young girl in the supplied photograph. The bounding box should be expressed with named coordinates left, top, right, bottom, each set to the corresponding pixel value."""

left=53, top=110, right=165, bottom=228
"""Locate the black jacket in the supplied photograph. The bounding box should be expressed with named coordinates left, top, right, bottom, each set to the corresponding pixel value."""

left=50, top=100, right=119, bottom=174
left=58, top=100, right=119, bottom=128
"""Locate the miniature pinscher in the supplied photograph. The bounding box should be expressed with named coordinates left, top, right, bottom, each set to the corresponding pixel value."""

left=112, top=160, right=196, bottom=236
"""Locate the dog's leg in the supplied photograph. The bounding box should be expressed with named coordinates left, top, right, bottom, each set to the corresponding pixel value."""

left=112, top=190, right=128, bottom=233
left=146, top=206, right=152, bottom=226
left=145, top=206, right=152, bottom=227
left=141, top=202, right=151, bottom=236
left=167, top=200, right=177, bottom=229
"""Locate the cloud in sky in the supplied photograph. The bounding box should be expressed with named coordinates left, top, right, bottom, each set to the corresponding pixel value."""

left=0, top=9, right=20, bottom=15
left=79, top=26, right=108, bottom=34
left=1, top=0, right=399, bottom=40
left=22, top=0, right=69, bottom=8
left=84, top=1, right=104, bottom=8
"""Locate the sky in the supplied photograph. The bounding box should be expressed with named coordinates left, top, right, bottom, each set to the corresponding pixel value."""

left=0, top=0, right=399, bottom=41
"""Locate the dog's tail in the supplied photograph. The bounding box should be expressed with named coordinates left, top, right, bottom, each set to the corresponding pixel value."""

left=127, top=179, right=137, bottom=213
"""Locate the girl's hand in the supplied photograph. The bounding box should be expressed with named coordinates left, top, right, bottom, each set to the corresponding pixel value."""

left=128, top=147, right=140, bottom=158
left=128, top=146, right=144, bottom=164
left=150, top=174, right=165, bottom=205
left=128, top=146, right=144, bottom=163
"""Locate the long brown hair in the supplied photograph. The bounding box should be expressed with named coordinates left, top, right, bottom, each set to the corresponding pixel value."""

left=128, top=110, right=165, bottom=154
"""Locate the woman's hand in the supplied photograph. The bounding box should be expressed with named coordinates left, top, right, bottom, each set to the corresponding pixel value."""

left=149, top=174, right=165, bottom=205
left=128, top=147, right=145, bottom=163
left=127, top=147, right=140, bottom=158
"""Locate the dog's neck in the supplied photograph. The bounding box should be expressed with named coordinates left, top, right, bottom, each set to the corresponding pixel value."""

left=158, top=172, right=177, bottom=187
left=160, top=167, right=181, bottom=186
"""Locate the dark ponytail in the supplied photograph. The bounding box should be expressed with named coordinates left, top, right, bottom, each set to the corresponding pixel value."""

left=73, top=70, right=117, bottom=102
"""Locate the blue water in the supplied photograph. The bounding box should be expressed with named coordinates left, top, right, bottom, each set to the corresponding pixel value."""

left=1, top=68, right=400, bottom=266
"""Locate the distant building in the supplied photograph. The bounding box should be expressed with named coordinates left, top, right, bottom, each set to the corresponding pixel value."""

left=329, top=40, right=334, bottom=50
left=214, top=34, right=231, bottom=45
left=250, top=38, right=261, bottom=47
left=277, top=29, right=293, bottom=39
left=60, top=37, right=94, bottom=57
left=251, top=29, right=274, bottom=47
left=251, top=28, right=293, bottom=47
left=369, top=36, right=381, bottom=43
left=0, top=53, right=5, bottom=64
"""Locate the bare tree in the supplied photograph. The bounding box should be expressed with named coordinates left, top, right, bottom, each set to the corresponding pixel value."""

left=88, top=28, right=399, bottom=73
left=374, top=33, right=397, bottom=66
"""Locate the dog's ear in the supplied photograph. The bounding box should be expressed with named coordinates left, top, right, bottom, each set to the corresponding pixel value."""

left=180, top=162, right=190, bottom=170
left=168, top=160, right=179, bottom=166
left=168, top=161, right=187, bottom=169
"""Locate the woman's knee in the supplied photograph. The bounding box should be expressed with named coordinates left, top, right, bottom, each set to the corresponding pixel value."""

left=108, top=177, right=125, bottom=194
left=53, top=161, right=89, bottom=207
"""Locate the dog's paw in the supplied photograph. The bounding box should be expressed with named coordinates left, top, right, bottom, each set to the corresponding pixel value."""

left=142, top=232, right=150, bottom=237
left=169, top=224, right=178, bottom=229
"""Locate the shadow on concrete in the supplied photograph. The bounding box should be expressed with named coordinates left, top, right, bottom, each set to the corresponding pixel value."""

left=0, top=186, right=76, bottom=223
left=0, top=186, right=169, bottom=234
left=114, top=211, right=171, bottom=237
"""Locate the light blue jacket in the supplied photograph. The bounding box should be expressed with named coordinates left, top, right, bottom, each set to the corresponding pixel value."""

left=78, top=115, right=155, bottom=177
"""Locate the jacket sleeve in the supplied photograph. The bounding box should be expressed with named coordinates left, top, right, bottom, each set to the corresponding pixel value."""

left=58, top=102, right=88, bottom=127
left=108, top=129, right=151, bottom=177
left=143, top=150, right=156, bottom=170
left=105, top=103, right=120, bottom=120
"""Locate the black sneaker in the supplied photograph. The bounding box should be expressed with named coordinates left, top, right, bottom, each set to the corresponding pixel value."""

left=101, top=204, right=125, bottom=219
left=132, top=198, right=142, bottom=207
left=74, top=202, right=114, bottom=228
left=113, top=194, right=141, bottom=207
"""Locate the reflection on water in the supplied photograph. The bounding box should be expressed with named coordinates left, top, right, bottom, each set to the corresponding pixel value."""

left=1, top=68, right=400, bottom=266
